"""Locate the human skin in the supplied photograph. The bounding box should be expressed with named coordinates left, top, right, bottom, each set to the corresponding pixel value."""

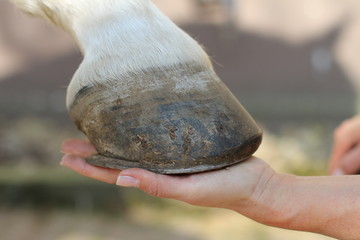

left=329, top=115, right=360, bottom=175
left=61, top=139, right=360, bottom=239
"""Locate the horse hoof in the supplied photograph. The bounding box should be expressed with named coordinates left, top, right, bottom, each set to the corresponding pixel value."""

left=69, top=64, right=262, bottom=174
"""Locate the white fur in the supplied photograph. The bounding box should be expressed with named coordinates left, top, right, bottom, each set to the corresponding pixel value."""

left=12, top=0, right=215, bottom=108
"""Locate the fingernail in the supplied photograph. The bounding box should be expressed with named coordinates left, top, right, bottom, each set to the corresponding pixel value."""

left=332, top=168, right=345, bottom=176
left=60, top=154, right=75, bottom=167
left=59, top=155, right=68, bottom=166
left=116, top=176, right=140, bottom=188
left=61, top=141, right=70, bottom=152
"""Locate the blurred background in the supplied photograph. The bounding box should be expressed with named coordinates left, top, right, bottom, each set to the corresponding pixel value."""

left=0, top=0, right=359, bottom=239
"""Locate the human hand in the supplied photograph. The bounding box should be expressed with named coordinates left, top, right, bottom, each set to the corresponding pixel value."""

left=329, top=116, right=360, bottom=175
left=60, top=139, right=278, bottom=212
left=60, top=139, right=360, bottom=239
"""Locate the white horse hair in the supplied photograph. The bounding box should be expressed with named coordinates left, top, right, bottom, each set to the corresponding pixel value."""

left=12, top=0, right=214, bottom=108
left=11, top=0, right=263, bottom=175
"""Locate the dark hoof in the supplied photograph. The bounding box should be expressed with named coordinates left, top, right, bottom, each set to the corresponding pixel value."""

left=85, top=133, right=261, bottom=174
left=69, top=65, right=262, bottom=174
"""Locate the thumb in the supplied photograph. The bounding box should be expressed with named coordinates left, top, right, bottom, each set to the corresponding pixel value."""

left=116, top=168, right=198, bottom=202
left=340, top=144, right=360, bottom=174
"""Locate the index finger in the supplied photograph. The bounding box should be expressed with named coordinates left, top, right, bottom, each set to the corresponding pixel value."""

left=61, top=154, right=120, bottom=184
left=329, top=117, right=360, bottom=173
left=61, top=139, right=97, bottom=158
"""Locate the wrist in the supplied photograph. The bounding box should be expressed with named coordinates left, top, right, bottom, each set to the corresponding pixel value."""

left=234, top=169, right=298, bottom=229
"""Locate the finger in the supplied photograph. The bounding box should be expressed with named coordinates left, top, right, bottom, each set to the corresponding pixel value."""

left=60, top=154, right=120, bottom=184
left=116, top=168, right=199, bottom=203
left=61, top=139, right=97, bottom=157
left=340, top=144, right=360, bottom=175
left=330, top=137, right=355, bottom=172
left=329, top=118, right=360, bottom=173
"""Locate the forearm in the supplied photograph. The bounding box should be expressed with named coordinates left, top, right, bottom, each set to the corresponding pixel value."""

left=238, top=173, right=360, bottom=239
left=288, top=175, right=360, bottom=239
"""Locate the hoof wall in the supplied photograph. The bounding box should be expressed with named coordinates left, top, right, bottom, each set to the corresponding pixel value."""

left=85, top=133, right=262, bottom=174
left=71, top=64, right=263, bottom=175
